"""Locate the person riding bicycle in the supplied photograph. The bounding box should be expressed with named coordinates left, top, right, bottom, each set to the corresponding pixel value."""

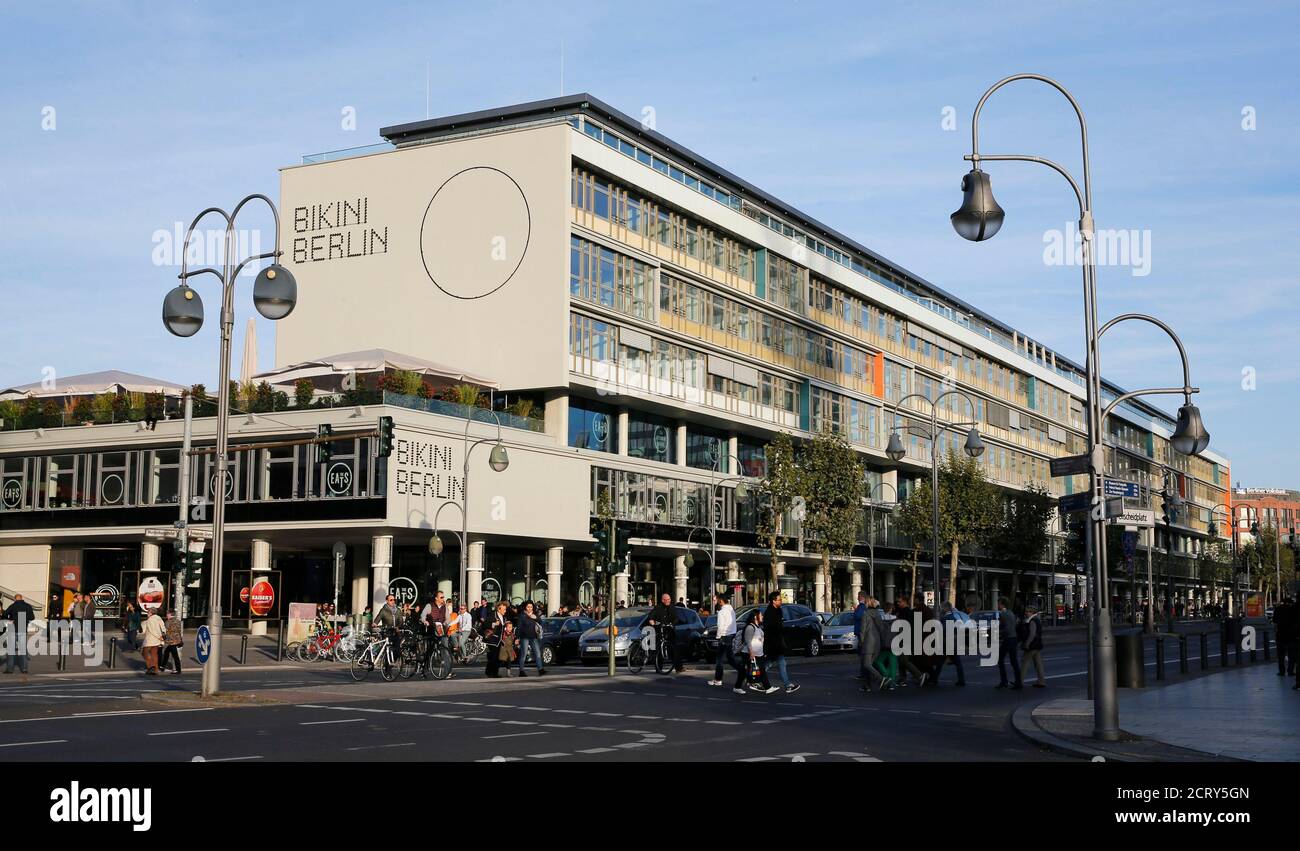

left=420, top=590, right=454, bottom=679
left=372, top=594, right=402, bottom=669
left=451, top=603, right=472, bottom=660
left=646, top=592, right=684, bottom=673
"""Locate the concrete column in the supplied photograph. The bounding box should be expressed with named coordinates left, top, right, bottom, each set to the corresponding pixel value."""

left=882, top=468, right=899, bottom=498
left=727, top=434, right=739, bottom=473
left=850, top=569, right=863, bottom=605
left=883, top=568, right=896, bottom=606
left=675, top=422, right=687, bottom=466
left=674, top=555, right=689, bottom=605
left=726, top=560, right=740, bottom=582
left=617, top=408, right=629, bottom=457
left=544, top=390, right=568, bottom=443
left=546, top=546, right=563, bottom=615
left=350, top=574, right=368, bottom=621
left=614, top=570, right=629, bottom=607
left=140, top=542, right=161, bottom=572
left=467, top=541, right=485, bottom=606
left=814, top=569, right=826, bottom=613
left=370, top=534, right=393, bottom=613
left=250, top=538, right=272, bottom=636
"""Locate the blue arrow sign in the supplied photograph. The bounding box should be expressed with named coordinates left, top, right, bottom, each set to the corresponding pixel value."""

left=1058, top=493, right=1091, bottom=514
left=1103, top=479, right=1141, bottom=499
left=196, top=625, right=212, bottom=664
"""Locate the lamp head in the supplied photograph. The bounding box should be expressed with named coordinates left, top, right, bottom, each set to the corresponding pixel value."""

left=963, top=427, right=985, bottom=458
left=162, top=285, right=204, bottom=337
left=951, top=168, right=1005, bottom=242
left=1171, top=403, right=1210, bottom=456
left=885, top=431, right=906, bottom=462
left=428, top=536, right=444, bottom=556
left=488, top=442, right=509, bottom=472
left=253, top=264, right=298, bottom=321
left=734, top=480, right=750, bottom=502
left=684, top=552, right=694, bottom=569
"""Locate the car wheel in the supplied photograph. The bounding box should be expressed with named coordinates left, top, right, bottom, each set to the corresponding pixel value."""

left=807, top=637, right=821, bottom=657
left=541, top=645, right=556, bottom=667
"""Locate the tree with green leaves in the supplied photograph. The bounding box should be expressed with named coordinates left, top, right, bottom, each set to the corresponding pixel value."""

left=800, top=427, right=864, bottom=611
left=986, top=482, right=1056, bottom=610
left=896, top=451, right=999, bottom=607
left=756, top=431, right=800, bottom=593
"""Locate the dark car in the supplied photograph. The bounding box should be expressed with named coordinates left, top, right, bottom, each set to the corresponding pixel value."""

left=539, top=616, right=597, bottom=666
left=703, top=603, right=823, bottom=660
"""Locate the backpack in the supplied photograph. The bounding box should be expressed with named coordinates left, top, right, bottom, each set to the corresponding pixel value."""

left=1015, top=617, right=1029, bottom=643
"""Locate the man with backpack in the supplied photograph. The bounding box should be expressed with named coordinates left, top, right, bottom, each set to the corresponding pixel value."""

left=1020, top=603, right=1046, bottom=688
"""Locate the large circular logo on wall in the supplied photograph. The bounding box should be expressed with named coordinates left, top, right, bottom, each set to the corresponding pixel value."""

left=420, top=166, right=531, bottom=300
left=249, top=579, right=276, bottom=617
left=1, top=478, right=21, bottom=509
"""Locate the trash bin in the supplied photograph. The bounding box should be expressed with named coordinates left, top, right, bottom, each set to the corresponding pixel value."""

left=1115, top=628, right=1145, bottom=688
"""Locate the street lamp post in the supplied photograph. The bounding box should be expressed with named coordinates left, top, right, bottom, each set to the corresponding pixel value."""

left=865, top=480, right=899, bottom=600
left=162, top=194, right=297, bottom=698
left=684, top=449, right=751, bottom=605
left=884, top=389, right=985, bottom=609
left=427, top=409, right=509, bottom=607
left=1207, top=502, right=1237, bottom=615
left=954, top=75, right=1210, bottom=740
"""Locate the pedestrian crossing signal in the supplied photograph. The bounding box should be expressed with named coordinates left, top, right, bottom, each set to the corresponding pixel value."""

left=377, top=416, right=394, bottom=458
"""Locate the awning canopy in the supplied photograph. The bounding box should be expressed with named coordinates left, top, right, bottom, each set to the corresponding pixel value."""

left=253, top=349, right=497, bottom=391
left=0, top=370, right=187, bottom=401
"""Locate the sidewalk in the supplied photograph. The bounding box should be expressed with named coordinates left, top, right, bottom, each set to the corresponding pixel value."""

left=1014, top=665, right=1299, bottom=761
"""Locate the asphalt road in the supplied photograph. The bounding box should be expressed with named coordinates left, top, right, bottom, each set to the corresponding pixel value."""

left=0, top=627, right=1254, bottom=762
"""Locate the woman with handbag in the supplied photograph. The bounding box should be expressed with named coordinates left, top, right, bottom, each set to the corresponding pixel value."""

left=734, top=611, right=777, bottom=695
left=484, top=601, right=510, bottom=678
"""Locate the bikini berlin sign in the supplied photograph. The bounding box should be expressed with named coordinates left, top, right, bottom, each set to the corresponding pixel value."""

left=391, top=435, right=464, bottom=501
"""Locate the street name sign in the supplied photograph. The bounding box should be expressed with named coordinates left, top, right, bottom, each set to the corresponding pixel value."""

left=1109, top=507, right=1156, bottom=528
left=1050, top=453, right=1090, bottom=478
left=1103, top=480, right=1141, bottom=499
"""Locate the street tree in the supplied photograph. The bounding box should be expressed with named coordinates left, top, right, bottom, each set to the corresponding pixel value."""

left=799, top=427, right=864, bottom=612
left=986, top=482, right=1056, bottom=611
left=756, top=431, right=801, bottom=592
left=896, top=451, right=999, bottom=607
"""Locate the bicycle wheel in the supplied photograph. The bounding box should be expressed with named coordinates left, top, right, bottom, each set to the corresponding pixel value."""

left=380, top=647, right=398, bottom=682
left=427, top=645, right=453, bottom=680
left=284, top=641, right=300, bottom=661
left=334, top=638, right=356, bottom=663
left=626, top=642, right=645, bottom=674
left=349, top=649, right=374, bottom=682
left=655, top=640, right=676, bottom=675
left=304, top=640, right=322, bottom=663
left=399, top=643, right=422, bottom=680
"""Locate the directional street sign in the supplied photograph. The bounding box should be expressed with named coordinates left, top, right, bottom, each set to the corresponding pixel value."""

left=1050, top=453, right=1091, bottom=478
left=1103, top=479, right=1141, bottom=499
left=196, top=625, right=212, bottom=664
left=1091, top=496, right=1125, bottom=522
left=1058, top=493, right=1091, bottom=514
left=1109, top=507, right=1156, bottom=528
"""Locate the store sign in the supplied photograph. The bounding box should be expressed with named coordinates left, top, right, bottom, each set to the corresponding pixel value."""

left=653, top=426, right=669, bottom=455
left=592, top=413, right=609, bottom=446
left=239, top=587, right=250, bottom=604
left=93, top=584, right=120, bottom=611
left=1, top=478, right=22, bottom=509
left=249, top=579, right=276, bottom=617
left=392, top=437, right=464, bottom=500
left=100, top=473, right=125, bottom=505
left=388, top=577, right=419, bottom=608
left=291, top=197, right=389, bottom=264
left=138, top=576, right=165, bottom=612
left=326, top=462, right=353, bottom=496
left=209, top=471, right=234, bottom=501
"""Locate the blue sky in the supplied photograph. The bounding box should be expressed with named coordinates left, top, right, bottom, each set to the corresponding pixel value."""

left=1, top=1, right=1296, bottom=487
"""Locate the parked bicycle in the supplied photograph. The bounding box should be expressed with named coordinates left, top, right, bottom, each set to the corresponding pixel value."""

left=349, top=628, right=398, bottom=682
left=626, top=623, right=675, bottom=675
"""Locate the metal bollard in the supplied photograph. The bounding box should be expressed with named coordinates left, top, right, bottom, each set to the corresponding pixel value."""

left=1199, top=632, right=1208, bottom=670
left=239, top=634, right=249, bottom=665
left=57, top=640, right=66, bottom=672
left=1178, top=634, right=1188, bottom=674
left=1262, top=629, right=1270, bottom=662
left=108, top=637, right=117, bottom=669
left=276, top=620, right=285, bottom=662
left=1234, top=630, right=1242, bottom=665
left=1155, top=636, right=1165, bottom=680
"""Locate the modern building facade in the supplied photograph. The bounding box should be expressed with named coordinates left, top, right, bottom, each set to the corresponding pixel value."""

left=0, top=94, right=1235, bottom=624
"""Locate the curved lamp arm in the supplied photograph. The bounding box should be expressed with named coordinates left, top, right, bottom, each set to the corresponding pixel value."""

left=868, top=480, right=898, bottom=505
left=229, top=193, right=285, bottom=269
left=177, top=207, right=232, bottom=286
left=432, top=501, right=465, bottom=543
left=1096, top=313, right=1198, bottom=425
left=684, top=526, right=714, bottom=565
left=889, top=392, right=979, bottom=438
left=970, top=73, right=1092, bottom=213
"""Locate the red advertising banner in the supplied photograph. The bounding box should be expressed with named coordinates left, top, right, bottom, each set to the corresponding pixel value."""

left=249, top=579, right=276, bottom=617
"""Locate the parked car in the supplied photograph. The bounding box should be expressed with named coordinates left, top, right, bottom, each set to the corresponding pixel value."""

left=703, top=603, right=824, bottom=659
left=578, top=606, right=704, bottom=664
left=820, top=610, right=858, bottom=651
left=539, top=616, right=597, bottom=666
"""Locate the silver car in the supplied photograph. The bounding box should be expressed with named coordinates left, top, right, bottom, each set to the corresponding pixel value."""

left=577, top=608, right=650, bottom=663
left=820, top=611, right=858, bottom=651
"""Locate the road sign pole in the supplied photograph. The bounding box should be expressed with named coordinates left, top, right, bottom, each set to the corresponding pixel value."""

left=174, top=394, right=192, bottom=623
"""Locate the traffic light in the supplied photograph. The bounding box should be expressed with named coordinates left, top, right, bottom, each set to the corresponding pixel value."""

left=1160, top=490, right=1179, bottom=526
left=614, top=525, right=632, bottom=569
left=591, top=519, right=610, bottom=571
left=376, top=416, right=394, bottom=458
left=315, top=423, right=333, bottom=464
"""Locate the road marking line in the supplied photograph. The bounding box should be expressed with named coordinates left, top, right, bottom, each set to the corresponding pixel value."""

left=627, top=715, right=660, bottom=720
left=589, top=712, right=622, bottom=717
left=738, top=756, right=778, bottom=762
left=552, top=709, right=585, bottom=714
left=577, top=747, right=616, bottom=754
left=300, top=718, right=366, bottom=726
left=1, top=707, right=213, bottom=725
left=579, top=726, right=613, bottom=732
left=526, top=752, right=569, bottom=759
left=705, top=720, right=742, bottom=725
left=205, top=755, right=263, bottom=761
left=346, top=742, right=415, bottom=751
left=540, top=723, right=574, bottom=729
left=482, top=731, right=548, bottom=740
left=0, top=739, right=67, bottom=748
left=147, top=728, right=229, bottom=736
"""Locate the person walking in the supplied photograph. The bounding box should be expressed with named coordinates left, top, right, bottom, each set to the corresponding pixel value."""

left=122, top=602, right=141, bottom=651
left=1020, top=603, right=1047, bottom=688
left=141, top=607, right=165, bottom=675
left=853, top=592, right=869, bottom=681
left=709, top=592, right=736, bottom=686
left=483, top=601, right=510, bottom=678
left=1274, top=596, right=1294, bottom=678
left=161, top=610, right=184, bottom=675
left=995, top=597, right=1022, bottom=690
left=516, top=601, right=545, bottom=676
left=858, top=596, right=890, bottom=693
left=735, top=610, right=776, bottom=695
left=3, top=594, right=35, bottom=675
left=762, top=592, right=799, bottom=694
left=891, top=596, right=927, bottom=687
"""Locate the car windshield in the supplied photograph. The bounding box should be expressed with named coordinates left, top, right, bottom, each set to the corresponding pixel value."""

left=829, top=611, right=856, bottom=626
left=541, top=618, right=565, bottom=631
left=594, top=609, right=649, bottom=629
